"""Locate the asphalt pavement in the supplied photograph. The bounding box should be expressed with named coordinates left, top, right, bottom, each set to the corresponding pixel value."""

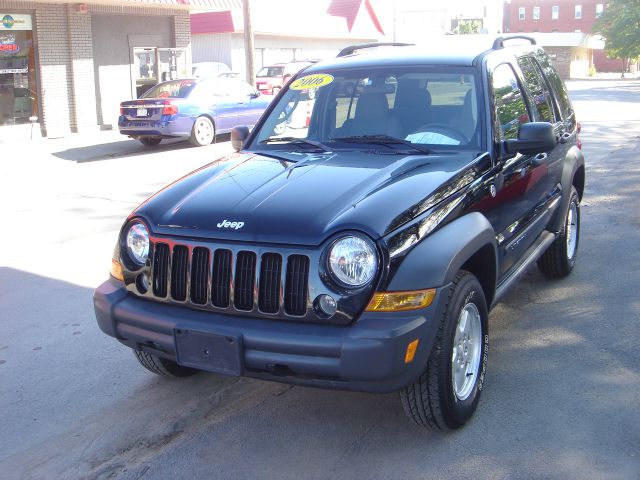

left=1, top=79, right=639, bottom=480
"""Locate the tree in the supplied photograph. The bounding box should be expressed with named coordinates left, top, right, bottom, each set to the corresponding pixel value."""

left=593, top=0, right=640, bottom=77
left=452, top=19, right=482, bottom=35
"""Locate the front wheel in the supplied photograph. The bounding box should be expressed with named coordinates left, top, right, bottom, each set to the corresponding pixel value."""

left=537, top=186, right=580, bottom=278
left=401, top=271, right=488, bottom=430
left=134, top=350, right=198, bottom=378
left=190, top=116, right=215, bottom=147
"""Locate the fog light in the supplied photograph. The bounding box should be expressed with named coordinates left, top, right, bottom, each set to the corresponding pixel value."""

left=317, top=294, right=337, bottom=317
left=365, top=289, right=436, bottom=312
left=136, top=273, right=149, bottom=294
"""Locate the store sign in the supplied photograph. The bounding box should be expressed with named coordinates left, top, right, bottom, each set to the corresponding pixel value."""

left=0, top=14, right=32, bottom=31
left=0, top=32, right=18, bottom=53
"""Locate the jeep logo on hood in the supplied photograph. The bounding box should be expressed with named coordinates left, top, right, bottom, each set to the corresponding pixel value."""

left=217, top=219, right=244, bottom=230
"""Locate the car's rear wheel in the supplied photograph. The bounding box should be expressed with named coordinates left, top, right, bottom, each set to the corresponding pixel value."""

left=272, top=87, right=281, bottom=95
left=133, top=350, right=198, bottom=378
left=190, top=116, right=215, bottom=147
left=538, top=186, right=580, bottom=278
left=401, top=271, right=488, bottom=430
left=139, top=137, right=162, bottom=147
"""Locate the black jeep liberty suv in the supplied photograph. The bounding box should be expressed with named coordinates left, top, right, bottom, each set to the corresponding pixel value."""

left=94, top=37, right=585, bottom=430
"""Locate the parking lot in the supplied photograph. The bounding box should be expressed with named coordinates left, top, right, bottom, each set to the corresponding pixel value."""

left=1, top=79, right=639, bottom=479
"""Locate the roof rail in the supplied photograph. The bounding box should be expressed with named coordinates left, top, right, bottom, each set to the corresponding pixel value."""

left=337, top=42, right=414, bottom=58
left=492, top=35, right=536, bottom=50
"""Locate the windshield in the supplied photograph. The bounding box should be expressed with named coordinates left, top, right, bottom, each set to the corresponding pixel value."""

left=142, top=80, right=197, bottom=99
left=257, top=66, right=285, bottom=77
left=249, top=66, right=482, bottom=152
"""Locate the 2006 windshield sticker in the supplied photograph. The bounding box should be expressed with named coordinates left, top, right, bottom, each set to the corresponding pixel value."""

left=289, top=73, right=334, bottom=90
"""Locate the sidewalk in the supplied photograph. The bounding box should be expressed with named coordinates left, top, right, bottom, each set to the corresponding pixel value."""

left=1, top=128, right=232, bottom=168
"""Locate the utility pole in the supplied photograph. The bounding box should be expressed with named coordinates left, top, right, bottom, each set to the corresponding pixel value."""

left=243, top=0, right=255, bottom=87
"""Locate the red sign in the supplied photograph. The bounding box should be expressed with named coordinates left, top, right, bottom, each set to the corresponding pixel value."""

left=0, top=43, right=18, bottom=51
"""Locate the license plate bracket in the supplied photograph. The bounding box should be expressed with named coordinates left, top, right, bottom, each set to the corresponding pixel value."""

left=174, top=329, right=242, bottom=376
left=136, top=108, right=148, bottom=117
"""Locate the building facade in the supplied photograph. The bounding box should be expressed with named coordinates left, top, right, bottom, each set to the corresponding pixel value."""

left=0, top=0, right=236, bottom=141
left=388, top=0, right=505, bottom=42
left=191, top=0, right=385, bottom=79
left=503, top=0, right=624, bottom=72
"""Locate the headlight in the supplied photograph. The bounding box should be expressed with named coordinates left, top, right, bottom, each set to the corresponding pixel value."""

left=328, top=235, right=377, bottom=287
left=126, top=222, right=150, bottom=266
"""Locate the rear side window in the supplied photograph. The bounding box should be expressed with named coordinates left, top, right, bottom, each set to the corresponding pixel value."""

left=142, top=80, right=196, bottom=99
left=517, top=57, right=557, bottom=123
left=535, top=52, right=576, bottom=130
left=491, top=63, right=530, bottom=141
left=257, top=66, right=285, bottom=77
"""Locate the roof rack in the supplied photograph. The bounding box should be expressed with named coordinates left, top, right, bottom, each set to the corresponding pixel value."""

left=492, top=35, right=536, bottom=50
left=337, top=42, right=414, bottom=58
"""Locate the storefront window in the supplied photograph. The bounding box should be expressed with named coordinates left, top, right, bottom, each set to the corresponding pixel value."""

left=0, top=13, right=38, bottom=125
left=133, top=47, right=187, bottom=98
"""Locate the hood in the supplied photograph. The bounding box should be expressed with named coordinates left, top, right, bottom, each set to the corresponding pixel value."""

left=134, top=150, right=483, bottom=246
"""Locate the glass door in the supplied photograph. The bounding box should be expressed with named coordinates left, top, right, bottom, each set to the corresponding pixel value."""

left=133, top=47, right=158, bottom=98
left=158, top=48, right=187, bottom=83
left=0, top=14, right=38, bottom=125
left=133, top=48, right=187, bottom=98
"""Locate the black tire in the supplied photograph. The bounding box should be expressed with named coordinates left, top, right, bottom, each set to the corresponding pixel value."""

left=272, top=86, right=281, bottom=95
left=139, top=137, right=162, bottom=147
left=133, top=350, right=198, bottom=378
left=537, top=186, right=580, bottom=278
left=401, top=271, right=489, bottom=430
left=189, top=116, right=215, bottom=147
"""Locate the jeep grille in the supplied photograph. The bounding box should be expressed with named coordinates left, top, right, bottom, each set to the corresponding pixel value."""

left=149, top=241, right=310, bottom=317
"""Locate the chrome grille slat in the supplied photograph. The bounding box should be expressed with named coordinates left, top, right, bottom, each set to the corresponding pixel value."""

left=152, top=243, right=169, bottom=298
left=259, top=253, right=282, bottom=314
left=234, top=251, right=256, bottom=311
left=285, top=255, right=309, bottom=316
left=171, top=245, right=189, bottom=301
left=212, top=249, right=232, bottom=308
left=190, top=247, right=209, bottom=305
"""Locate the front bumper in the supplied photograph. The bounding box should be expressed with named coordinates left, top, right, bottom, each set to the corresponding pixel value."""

left=94, top=278, right=447, bottom=393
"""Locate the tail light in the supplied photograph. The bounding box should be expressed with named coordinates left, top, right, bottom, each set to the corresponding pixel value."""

left=162, top=101, right=178, bottom=115
left=119, top=104, right=124, bottom=115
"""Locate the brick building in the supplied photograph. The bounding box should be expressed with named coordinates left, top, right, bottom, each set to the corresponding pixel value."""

left=503, top=0, right=625, bottom=73
left=0, top=0, right=236, bottom=141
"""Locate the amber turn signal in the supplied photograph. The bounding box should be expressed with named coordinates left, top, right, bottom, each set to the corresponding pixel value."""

left=405, top=339, right=420, bottom=363
left=111, top=258, right=124, bottom=282
left=365, top=289, right=436, bottom=312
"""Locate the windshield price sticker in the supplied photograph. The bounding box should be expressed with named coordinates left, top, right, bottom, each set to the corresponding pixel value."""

left=289, top=73, right=334, bottom=90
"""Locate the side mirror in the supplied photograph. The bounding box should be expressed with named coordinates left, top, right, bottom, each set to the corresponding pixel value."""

left=231, top=125, right=250, bottom=151
left=504, top=122, right=557, bottom=156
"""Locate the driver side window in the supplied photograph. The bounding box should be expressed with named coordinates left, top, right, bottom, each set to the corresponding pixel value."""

left=491, top=64, right=530, bottom=141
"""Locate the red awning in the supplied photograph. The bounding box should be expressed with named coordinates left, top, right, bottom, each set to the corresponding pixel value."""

left=191, top=11, right=235, bottom=34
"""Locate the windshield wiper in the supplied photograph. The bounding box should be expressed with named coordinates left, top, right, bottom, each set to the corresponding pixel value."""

left=260, top=136, right=330, bottom=152
left=331, top=134, right=432, bottom=154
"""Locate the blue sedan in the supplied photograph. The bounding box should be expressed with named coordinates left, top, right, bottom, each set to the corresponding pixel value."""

left=119, top=78, right=274, bottom=147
